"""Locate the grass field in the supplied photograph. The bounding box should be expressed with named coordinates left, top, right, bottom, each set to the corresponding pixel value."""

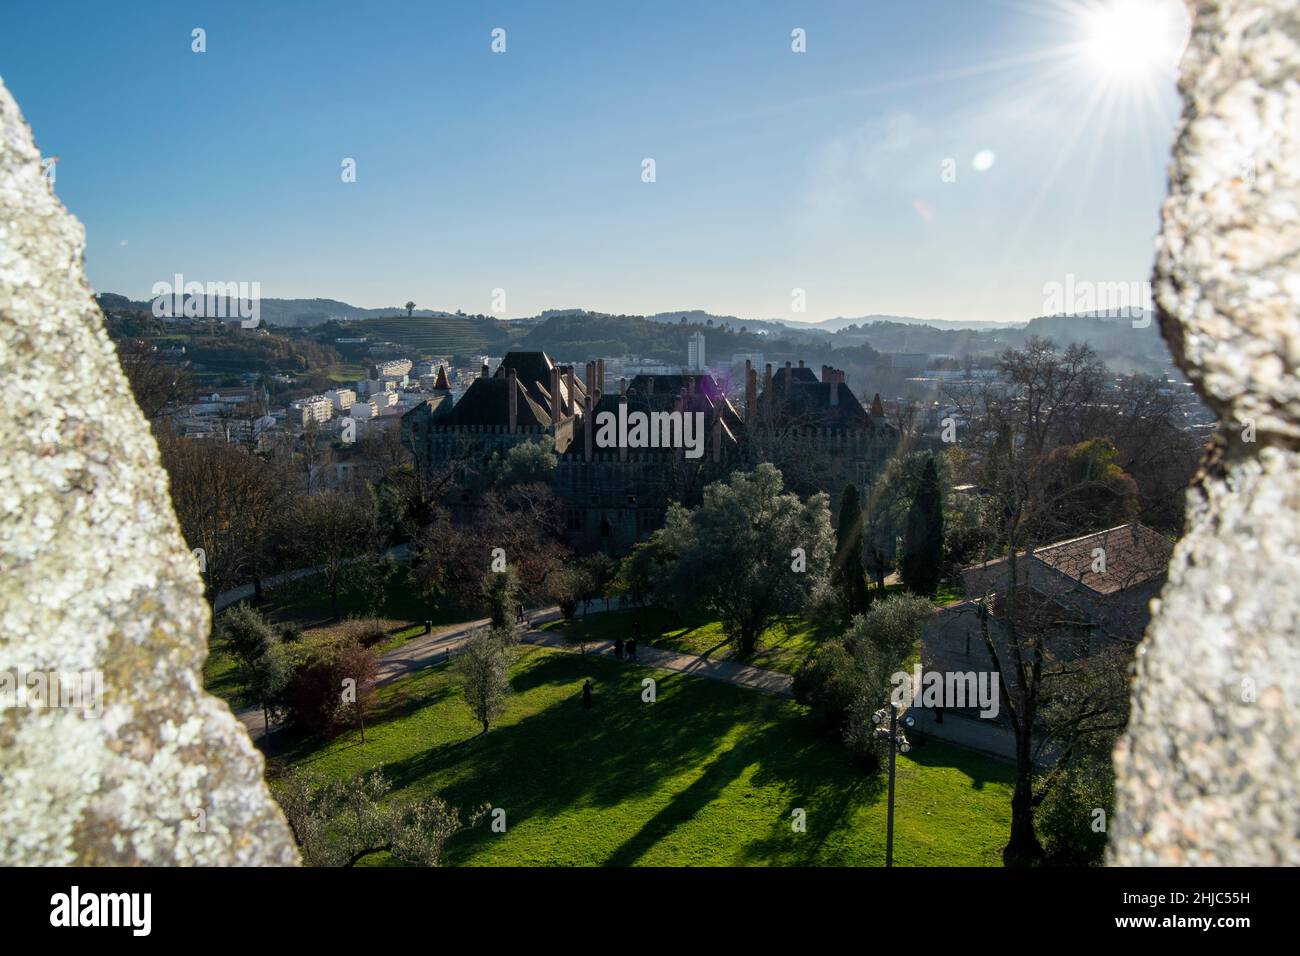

left=269, top=644, right=1014, bottom=866
left=332, top=316, right=515, bottom=358
left=545, top=608, right=833, bottom=674
left=204, top=568, right=465, bottom=706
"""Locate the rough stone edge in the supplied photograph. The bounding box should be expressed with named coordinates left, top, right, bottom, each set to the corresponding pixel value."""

left=0, top=74, right=299, bottom=865
left=1109, top=0, right=1300, bottom=865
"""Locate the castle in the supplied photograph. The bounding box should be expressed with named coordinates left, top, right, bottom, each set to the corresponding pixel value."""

left=401, top=351, right=899, bottom=552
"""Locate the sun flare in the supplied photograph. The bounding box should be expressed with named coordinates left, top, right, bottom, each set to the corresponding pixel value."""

left=1078, top=0, right=1189, bottom=83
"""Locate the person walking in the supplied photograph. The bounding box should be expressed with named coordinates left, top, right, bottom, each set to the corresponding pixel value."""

left=582, top=679, right=593, bottom=711
left=613, top=636, right=625, bottom=661
left=627, top=636, right=638, bottom=662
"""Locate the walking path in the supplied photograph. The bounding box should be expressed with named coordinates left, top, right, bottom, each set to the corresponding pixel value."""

left=235, top=606, right=793, bottom=741
left=213, top=544, right=410, bottom=612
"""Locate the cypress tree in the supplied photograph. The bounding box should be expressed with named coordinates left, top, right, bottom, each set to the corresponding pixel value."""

left=901, top=455, right=944, bottom=596
left=834, top=484, right=870, bottom=615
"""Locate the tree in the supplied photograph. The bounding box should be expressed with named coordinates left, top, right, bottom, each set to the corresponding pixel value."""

left=159, top=433, right=292, bottom=604
left=115, top=338, right=193, bottom=419
left=405, top=301, right=416, bottom=317
left=1041, top=438, right=1139, bottom=533
left=292, top=490, right=379, bottom=619
left=900, top=455, right=944, bottom=595
left=950, top=338, right=1134, bottom=864
left=650, top=463, right=833, bottom=657
left=832, top=484, right=870, bottom=618
left=610, top=538, right=668, bottom=612
left=458, top=627, right=514, bottom=733
left=333, top=641, right=379, bottom=743
left=579, top=552, right=616, bottom=614
left=793, top=594, right=930, bottom=769
left=288, top=637, right=379, bottom=738
left=217, top=604, right=290, bottom=738
left=481, top=567, right=519, bottom=629
left=274, top=767, right=485, bottom=867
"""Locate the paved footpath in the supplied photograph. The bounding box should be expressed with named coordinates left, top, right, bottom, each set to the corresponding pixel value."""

left=235, top=607, right=793, bottom=741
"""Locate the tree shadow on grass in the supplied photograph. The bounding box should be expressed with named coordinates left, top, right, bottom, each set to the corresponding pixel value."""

left=903, top=738, right=1015, bottom=791
left=380, top=655, right=801, bottom=862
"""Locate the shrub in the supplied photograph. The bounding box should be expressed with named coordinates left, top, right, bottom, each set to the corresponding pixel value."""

left=792, top=642, right=863, bottom=732
left=340, top=616, right=389, bottom=648
left=1036, top=761, right=1114, bottom=866
left=288, top=639, right=379, bottom=738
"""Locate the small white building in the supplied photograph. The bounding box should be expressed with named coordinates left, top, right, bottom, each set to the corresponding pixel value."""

left=325, top=388, right=356, bottom=412
left=349, top=400, right=378, bottom=421
left=290, top=396, right=334, bottom=426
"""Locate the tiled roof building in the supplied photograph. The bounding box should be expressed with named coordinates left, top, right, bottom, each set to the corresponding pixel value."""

left=402, top=350, right=899, bottom=552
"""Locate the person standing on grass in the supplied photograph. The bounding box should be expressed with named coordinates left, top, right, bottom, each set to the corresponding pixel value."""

left=582, top=679, right=593, bottom=711
left=627, top=636, right=637, bottom=662
left=614, top=636, right=624, bottom=661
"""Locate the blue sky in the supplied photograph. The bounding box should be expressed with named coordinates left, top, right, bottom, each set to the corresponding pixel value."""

left=0, top=0, right=1187, bottom=322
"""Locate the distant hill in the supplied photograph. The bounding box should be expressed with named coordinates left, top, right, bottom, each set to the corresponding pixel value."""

left=801, top=315, right=1024, bottom=332
left=95, top=293, right=455, bottom=327
left=94, top=292, right=1165, bottom=366
left=319, top=315, right=516, bottom=358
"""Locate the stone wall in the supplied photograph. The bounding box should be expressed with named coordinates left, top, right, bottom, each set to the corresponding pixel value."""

left=0, top=77, right=299, bottom=865
left=1109, top=0, right=1300, bottom=865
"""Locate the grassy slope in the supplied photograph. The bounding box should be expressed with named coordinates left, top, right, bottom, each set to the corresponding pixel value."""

left=203, top=568, right=464, bottom=704
left=272, top=644, right=1013, bottom=866
left=547, top=608, right=832, bottom=674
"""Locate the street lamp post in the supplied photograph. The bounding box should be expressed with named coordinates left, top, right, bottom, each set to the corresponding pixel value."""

left=873, top=702, right=915, bottom=868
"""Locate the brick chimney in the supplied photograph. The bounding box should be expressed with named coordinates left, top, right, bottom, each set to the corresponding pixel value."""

left=744, top=360, right=756, bottom=424
left=481, top=362, right=489, bottom=378
left=584, top=394, right=593, bottom=459
left=830, top=371, right=840, bottom=407
left=550, top=365, right=561, bottom=423
left=507, top=368, right=518, bottom=431
left=596, top=358, right=605, bottom=397
left=618, top=393, right=628, bottom=462
left=565, top=365, right=575, bottom=416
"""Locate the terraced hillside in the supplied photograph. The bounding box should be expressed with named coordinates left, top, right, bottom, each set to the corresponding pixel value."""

left=331, top=315, right=518, bottom=358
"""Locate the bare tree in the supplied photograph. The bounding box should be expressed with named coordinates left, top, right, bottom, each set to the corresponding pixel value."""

left=950, top=338, right=1149, bottom=864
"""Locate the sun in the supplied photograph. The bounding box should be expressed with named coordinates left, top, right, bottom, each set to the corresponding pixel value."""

left=1079, top=0, right=1189, bottom=83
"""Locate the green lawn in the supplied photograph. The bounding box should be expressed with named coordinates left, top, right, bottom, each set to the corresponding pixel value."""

left=203, top=641, right=247, bottom=709
left=546, top=608, right=833, bottom=674
left=204, top=567, right=465, bottom=707
left=269, top=644, right=1014, bottom=866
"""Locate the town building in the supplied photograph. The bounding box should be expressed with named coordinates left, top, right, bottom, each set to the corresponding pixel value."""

left=401, top=350, right=899, bottom=554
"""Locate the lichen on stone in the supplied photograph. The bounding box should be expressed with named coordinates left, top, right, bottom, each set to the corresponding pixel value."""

left=0, top=75, right=298, bottom=866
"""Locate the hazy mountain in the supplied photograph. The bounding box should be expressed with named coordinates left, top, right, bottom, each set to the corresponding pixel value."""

left=799, top=315, right=1025, bottom=332
left=95, top=294, right=455, bottom=327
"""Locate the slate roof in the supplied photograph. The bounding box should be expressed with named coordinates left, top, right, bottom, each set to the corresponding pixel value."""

left=495, top=351, right=588, bottom=418
left=963, top=523, right=1173, bottom=597
left=1031, top=523, right=1174, bottom=595
left=439, top=376, right=551, bottom=429
left=563, top=373, right=743, bottom=457
left=759, top=377, right=873, bottom=428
